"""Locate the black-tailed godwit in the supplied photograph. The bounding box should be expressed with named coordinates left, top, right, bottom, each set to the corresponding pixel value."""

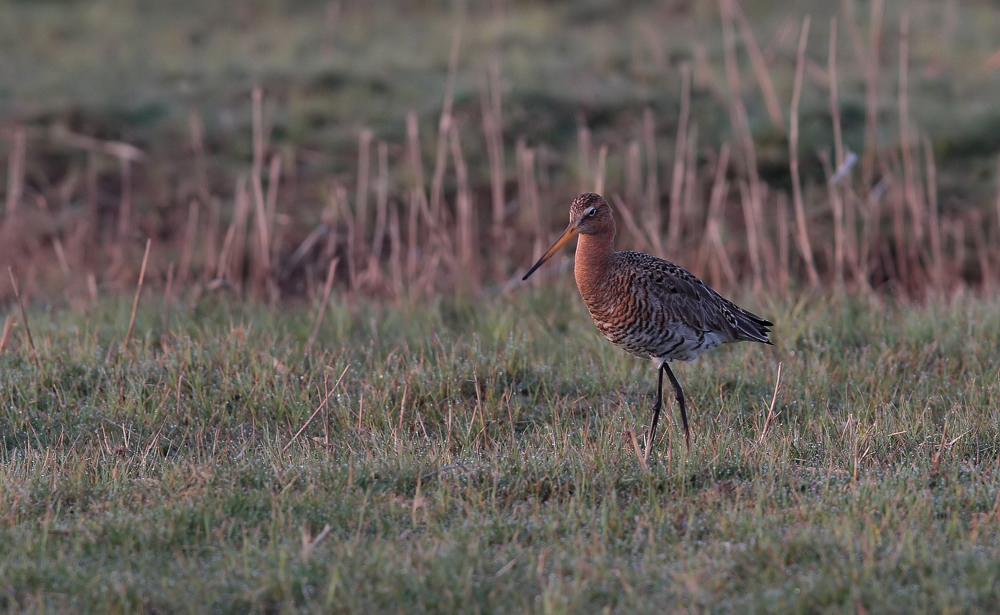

left=522, top=193, right=773, bottom=452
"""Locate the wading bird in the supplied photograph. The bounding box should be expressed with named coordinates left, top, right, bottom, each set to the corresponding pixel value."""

left=522, top=193, right=772, bottom=454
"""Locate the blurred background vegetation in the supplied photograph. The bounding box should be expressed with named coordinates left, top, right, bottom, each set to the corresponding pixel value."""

left=2, top=0, right=999, bottom=303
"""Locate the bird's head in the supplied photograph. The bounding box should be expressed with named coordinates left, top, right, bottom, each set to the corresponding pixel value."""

left=522, top=192, right=615, bottom=281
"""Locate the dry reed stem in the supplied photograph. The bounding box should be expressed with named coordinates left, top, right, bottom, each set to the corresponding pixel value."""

left=51, top=237, right=70, bottom=276
left=372, top=141, right=389, bottom=258
left=328, top=186, right=356, bottom=292
left=188, top=109, right=211, bottom=205
left=577, top=122, right=592, bottom=194
left=681, top=124, right=698, bottom=256
left=265, top=154, right=282, bottom=256
left=995, top=155, right=1000, bottom=246
left=0, top=315, right=15, bottom=356
left=626, top=141, right=642, bottom=221
left=177, top=200, right=198, bottom=285
left=251, top=87, right=266, bottom=177
left=720, top=0, right=742, bottom=99
left=225, top=177, right=251, bottom=290
left=737, top=179, right=763, bottom=292
left=249, top=91, right=278, bottom=298
left=87, top=272, right=98, bottom=304
left=356, top=129, right=373, bottom=238
left=7, top=268, right=38, bottom=370
left=307, top=258, right=339, bottom=352
left=729, top=0, right=785, bottom=129
left=923, top=136, right=943, bottom=291
left=642, top=107, right=661, bottom=251
left=888, top=162, right=910, bottom=293
left=822, top=154, right=846, bottom=287
left=777, top=193, right=790, bottom=295
left=251, top=169, right=272, bottom=289
left=430, top=27, right=462, bottom=223
left=857, top=0, right=883, bottom=188
left=594, top=144, right=608, bottom=196
left=517, top=140, right=544, bottom=263
left=216, top=215, right=237, bottom=283
left=116, top=156, right=133, bottom=245
left=666, top=64, right=691, bottom=253
left=695, top=144, right=731, bottom=281
left=188, top=110, right=216, bottom=277
left=123, top=238, right=151, bottom=353
left=827, top=17, right=846, bottom=287
left=612, top=194, right=653, bottom=255
left=449, top=123, right=476, bottom=285
left=163, top=260, right=175, bottom=309
left=482, top=60, right=505, bottom=229
left=720, top=0, right=765, bottom=287
left=788, top=15, right=820, bottom=288
left=405, top=111, right=425, bottom=283
left=387, top=200, right=404, bottom=295
left=5, top=127, right=25, bottom=215
left=951, top=220, right=966, bottom=285
left=84, top=151, right=98, bottom=271
left=898, top=13, right=925, bottom=247
left=972, top=212, right=991, bottom=291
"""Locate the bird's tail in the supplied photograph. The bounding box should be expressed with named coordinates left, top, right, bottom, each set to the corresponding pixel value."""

left=735, top=309, right=773, bottom=345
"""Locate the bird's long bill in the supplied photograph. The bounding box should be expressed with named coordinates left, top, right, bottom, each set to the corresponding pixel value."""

left=521, top=223, right=579, bottom=281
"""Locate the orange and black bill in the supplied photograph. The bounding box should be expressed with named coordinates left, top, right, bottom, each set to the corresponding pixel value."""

left=521, top=224, right=579, bottom=280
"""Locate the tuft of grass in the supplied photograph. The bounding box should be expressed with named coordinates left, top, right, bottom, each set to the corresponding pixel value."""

left=1, top=288, right=999, bottom=612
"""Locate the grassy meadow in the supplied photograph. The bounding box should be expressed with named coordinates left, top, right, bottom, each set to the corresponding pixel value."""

left=2, top=290, right=1000, bottom=613
left=3, top=0, right=1000, bottom=613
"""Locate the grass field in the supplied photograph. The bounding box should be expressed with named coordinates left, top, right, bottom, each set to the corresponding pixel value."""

left=3, top=0, right=1000, bottom=612
left=1, top=288, right=999, bottom=612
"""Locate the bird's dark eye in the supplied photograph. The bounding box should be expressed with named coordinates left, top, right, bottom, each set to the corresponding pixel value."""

left=586, top=207, right=597, bottom=217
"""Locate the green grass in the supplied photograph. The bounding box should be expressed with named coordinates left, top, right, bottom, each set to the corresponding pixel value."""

left=2, top=287, right=999, bottom=613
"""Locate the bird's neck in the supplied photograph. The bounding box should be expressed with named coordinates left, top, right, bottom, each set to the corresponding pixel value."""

left=574, top=230, right=615, bottom=297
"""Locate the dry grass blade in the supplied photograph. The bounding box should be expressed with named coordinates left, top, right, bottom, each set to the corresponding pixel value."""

left=7, top=268, right=37, bottom=360
left=0, top=315, right=16, bottom=355
left=630, top=429, right=649, bottom=472
left=758, top=362, right=783, bottom=444
left=123, top=239, right=152, bottom=353
left=283, top=364, right=350, bottom=453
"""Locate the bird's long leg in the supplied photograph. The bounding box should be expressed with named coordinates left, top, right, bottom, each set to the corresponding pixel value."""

left=662, top=363, right=689, bottom=449
left=644, top=365, right=666, bottom=463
